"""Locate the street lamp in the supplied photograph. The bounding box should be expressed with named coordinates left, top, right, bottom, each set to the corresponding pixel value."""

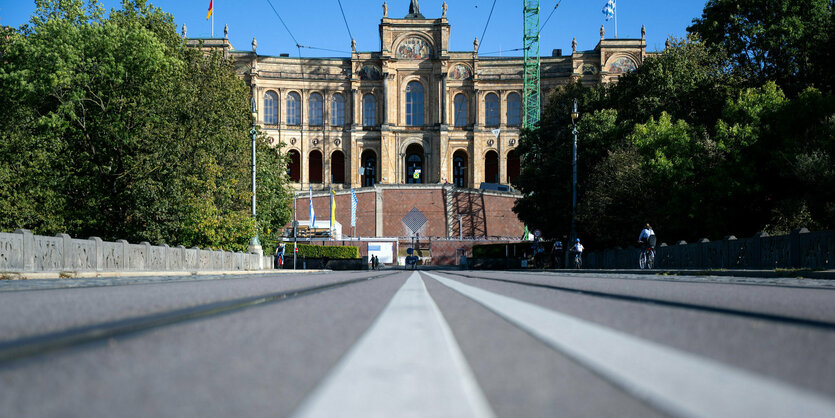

left=570, top=98, right=579, bottom=252
left=248, top=96, right=263, bottom=257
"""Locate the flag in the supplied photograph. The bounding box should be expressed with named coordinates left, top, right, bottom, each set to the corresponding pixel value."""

left=602, top=0, right=615, bottom=21
left=206, top=0, right=213, bottom=20
left=329, top=188, right=335, bottom=233
left=350, top=187, right=358, bottom=228
left=309, top=187, right=315, bottom=226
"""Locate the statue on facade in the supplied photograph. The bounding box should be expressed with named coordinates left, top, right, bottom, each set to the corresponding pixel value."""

left=600, top=25, right=605, bottom=40
left=181, top=23, right=187, bottom=38
left=572, top=37, right=577, bottom=53
left=351, top=38, right=357, bottom=53
left=442, top=2, right=447, bottom=18
left=474, top=37, right=479, bottom=52
left=383, top=1, right=387, bottom=17
left=409, top=0, right=420, bottom=15
left=252, top=37, right=257, bottom=53
left=641, top=24, right=646, bottom=40
left=224, top=24, right=228, bottom=39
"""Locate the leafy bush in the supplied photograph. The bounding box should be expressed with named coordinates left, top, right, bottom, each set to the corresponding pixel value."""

left=290, top=243, right=359, bottom=259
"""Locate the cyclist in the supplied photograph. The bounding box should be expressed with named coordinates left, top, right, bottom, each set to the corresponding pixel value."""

left=552, top=239, right=564, bottom=269
left=638, top=223, right=656, bottom=251
left=638, top=223, right=657, bottom=269
left=571, top=238, right=584, bottom=268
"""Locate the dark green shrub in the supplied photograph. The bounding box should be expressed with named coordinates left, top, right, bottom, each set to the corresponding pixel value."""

left=291, top=243, right=359, bottom=259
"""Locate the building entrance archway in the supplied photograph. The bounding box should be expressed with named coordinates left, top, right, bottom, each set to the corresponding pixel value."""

left=405, top=143, right=424, bottom=184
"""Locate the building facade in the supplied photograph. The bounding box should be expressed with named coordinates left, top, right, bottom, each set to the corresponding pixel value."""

left=190, top=1, right=648, bottom=191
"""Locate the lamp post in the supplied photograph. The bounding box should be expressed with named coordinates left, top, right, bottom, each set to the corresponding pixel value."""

left=248, top=96, right=263, bottom=257
left=570, top=98, right=579, bottom=254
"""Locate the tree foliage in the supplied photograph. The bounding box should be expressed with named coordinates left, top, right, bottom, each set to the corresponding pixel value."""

left=0, top=0, right=292, bottom=252
left=514, top=28, right=834, bottom=249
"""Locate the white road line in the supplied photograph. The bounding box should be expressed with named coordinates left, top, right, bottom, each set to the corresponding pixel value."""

left=425, top=272, right=835, bottom=418
left=292, top=272, right=495, bottom=418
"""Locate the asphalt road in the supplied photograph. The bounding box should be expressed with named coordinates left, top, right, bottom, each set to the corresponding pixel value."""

left=1, top=270, right=834, bottom=417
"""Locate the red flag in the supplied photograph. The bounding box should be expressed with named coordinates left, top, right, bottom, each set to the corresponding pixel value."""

left=206, top=0, right=213, bottom=20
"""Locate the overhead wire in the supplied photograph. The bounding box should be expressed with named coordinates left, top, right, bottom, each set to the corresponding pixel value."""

left=537, top=0, right=562, bottom=37
left=335, top=0, right=355, bottom=45
left=477, top=0, right=499, bottom=53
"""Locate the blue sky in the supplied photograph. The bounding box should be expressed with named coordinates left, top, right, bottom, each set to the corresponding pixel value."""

left=1, top=0, right=708, bottom=57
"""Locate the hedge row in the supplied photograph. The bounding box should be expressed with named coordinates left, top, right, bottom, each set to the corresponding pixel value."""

left=288, top=243, right=360, bottom=259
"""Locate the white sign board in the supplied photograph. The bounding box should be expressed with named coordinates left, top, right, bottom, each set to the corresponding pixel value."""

left=367, top=242, right=393, bottom=264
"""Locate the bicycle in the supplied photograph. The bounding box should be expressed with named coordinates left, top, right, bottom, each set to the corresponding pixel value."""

left=638, top=246, right=655, bottom=269
left=572, top=251, right=583, bottom=269
left=638, top=235, right=657, bottom=269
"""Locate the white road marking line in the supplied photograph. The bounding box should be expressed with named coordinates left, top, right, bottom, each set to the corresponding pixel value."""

left=425, top=272, right=835, bottom=418
left=292, top=272, right=495, bottom=418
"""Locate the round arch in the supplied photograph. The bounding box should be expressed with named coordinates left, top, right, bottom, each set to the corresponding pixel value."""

left=452, top=149, right=468, bottom=187
left=287, top=149, right=301, bottom=182
left=404, top=143, right=425, bottom=184
left=308, top=149, right=323, bottom=184
left=361, top=149, right=377, bottom=187
left=330, top=150, right=345, bottom=184
left=484, top=150, right=499, bottom=184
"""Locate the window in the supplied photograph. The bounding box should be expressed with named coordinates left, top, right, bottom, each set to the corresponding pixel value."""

left=331, top=94, right=345, bottom=126
left=363, top=94, right=376, bottom=127
left=507, top=150, right=520, bottom=183
left=331, top=151, right=345, bottom=184
left=405, top=144, right=424, bottom=184
left=309, top=93, right=323, bottom=126
left=264, top=91, right=278, bottom=125
left=286, top=92, right=301, bottom=125
left=485, top=93, right=499, bottom=127
left=406, top=81, right=424, bottom=126
left=309, top=150, right=323, bottom=183
left=453, top=151, right=467, bottom=187
left=361, top=150, right=376, bottom=187
left=484, top=150, right=499, bottom=183
left=454, top=94, right=467, bottom=127
left=507, top=93, right=521, bottom=126
left=287, top=150, right=300, bottom=182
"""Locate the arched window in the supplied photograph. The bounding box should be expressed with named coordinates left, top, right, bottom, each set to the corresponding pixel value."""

left=453, top=94, right=467, bottom=127
left=264, top=91, right=278, bottom=125
left=452, top=150, right=468, bottom=187
left=361, top=150, right=377, bottom=187
left=309, top=150, right=323, bottom=183
left=485, top=93, right=499, bottom=127
left=331, top=94, right=345, bottom=126
left=331, top=150, right=345, bottom=184
left=484, top=150, right=499, bottom=183
left=286, top=92, right=301, bottom=125
left=406, top=81, right=424, bottom=126
left=363, top=94, right=376, bottom=127
left=507, top=149, right=520, bottom=183
left=405, top=143, right=424, bottom=184
left=287, top=149, right=301, bottom=182
left=309, top=93, right=323, bottom=126
left=506, top=93, right=521, bottom=126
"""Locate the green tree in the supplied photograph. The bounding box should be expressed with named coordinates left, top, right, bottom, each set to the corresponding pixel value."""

left=0, top=0, right=292, bottom=252
left=688, top=0, right=834, bottom=96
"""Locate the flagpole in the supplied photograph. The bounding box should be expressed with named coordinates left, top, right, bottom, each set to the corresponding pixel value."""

left=615, top=1, right=618, bottom=38
left=212, top=11, right=214, bottom=38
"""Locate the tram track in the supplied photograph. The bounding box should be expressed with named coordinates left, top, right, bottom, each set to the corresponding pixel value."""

left=440, top=271, right=835, bottom=331
left=0, top=271, right=400, bottom=364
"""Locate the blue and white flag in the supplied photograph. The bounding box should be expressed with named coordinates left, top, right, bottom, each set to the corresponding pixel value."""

left=350, top=187, right=358, bottom=227
left=602, top=0, right=615, bottom=21
left=308, top=186, right=315, bottom=225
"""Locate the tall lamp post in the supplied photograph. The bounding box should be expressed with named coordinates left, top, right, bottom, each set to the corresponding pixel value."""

left=570, top=98, right=579, bottom=249
left=248, top=96, right=263, bottom=258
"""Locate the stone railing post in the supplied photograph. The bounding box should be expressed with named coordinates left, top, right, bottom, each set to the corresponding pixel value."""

left=790, top=228, right=810, bottom=268
left=57, top=233, right=72, bottom=271
left=89, top=237, right=104, bottom=271
left=723, top=235, right=736, bottom=269
left=15, top=229, right=34, bottom=272
left=752, top=232, right=768, bottom=270
left=142, top=242, right=152, bottom=271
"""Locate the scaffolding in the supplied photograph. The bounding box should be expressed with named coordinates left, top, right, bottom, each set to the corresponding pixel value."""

left=522, top=0, right=541, bottom=128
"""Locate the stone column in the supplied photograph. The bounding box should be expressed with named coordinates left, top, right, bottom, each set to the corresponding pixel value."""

left=382, top=73, right=389, bottom=125
left=440, top=73, right=448, bottom=126
left=351, top=88, right=358, bottom=127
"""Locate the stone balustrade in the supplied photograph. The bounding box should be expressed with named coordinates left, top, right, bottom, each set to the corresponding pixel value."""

left=0, top=230, right=272, bottom=274
left=582, top=228, right=834, bottom=270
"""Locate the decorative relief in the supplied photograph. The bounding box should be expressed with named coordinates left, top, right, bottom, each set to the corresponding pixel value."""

left=0, top=235, right=22, bottom=270
left=70, top=240, right=94, bottom=270
left=185, top=249, right=197, bottom=269
left=449, top=64, right=472, bottom=80
left=487, top=139, right=494, bottom=146
left=129, top=245, right=146, bottom=270
left=607, top=57, right=637, bottom=74
left=148, top=247, right=165, bottom=270
left=34, top=237, right=62, bottom=270
left=104, top=243, right=123, bottom=270
left=582, top=64, right=598, bottom=75
left=334, top=138, right=341, bottom=146
left=397, top=37, right=432, bottom=60
left=509, top=139, right=516, bottom=146
left=290, top=138, right=297, bottom=145
left=313, top=138, right=319, bottom=145
left=169, top=248, right=184, bottom=270
left=359, top=65, right=382, bottom=80
left=199, top=250, right=212, bottom=269
left=224, top=252, right=236, bottom=269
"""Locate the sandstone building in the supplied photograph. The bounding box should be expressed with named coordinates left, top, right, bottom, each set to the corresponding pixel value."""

left=190, top=1, right=648, bottom=192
